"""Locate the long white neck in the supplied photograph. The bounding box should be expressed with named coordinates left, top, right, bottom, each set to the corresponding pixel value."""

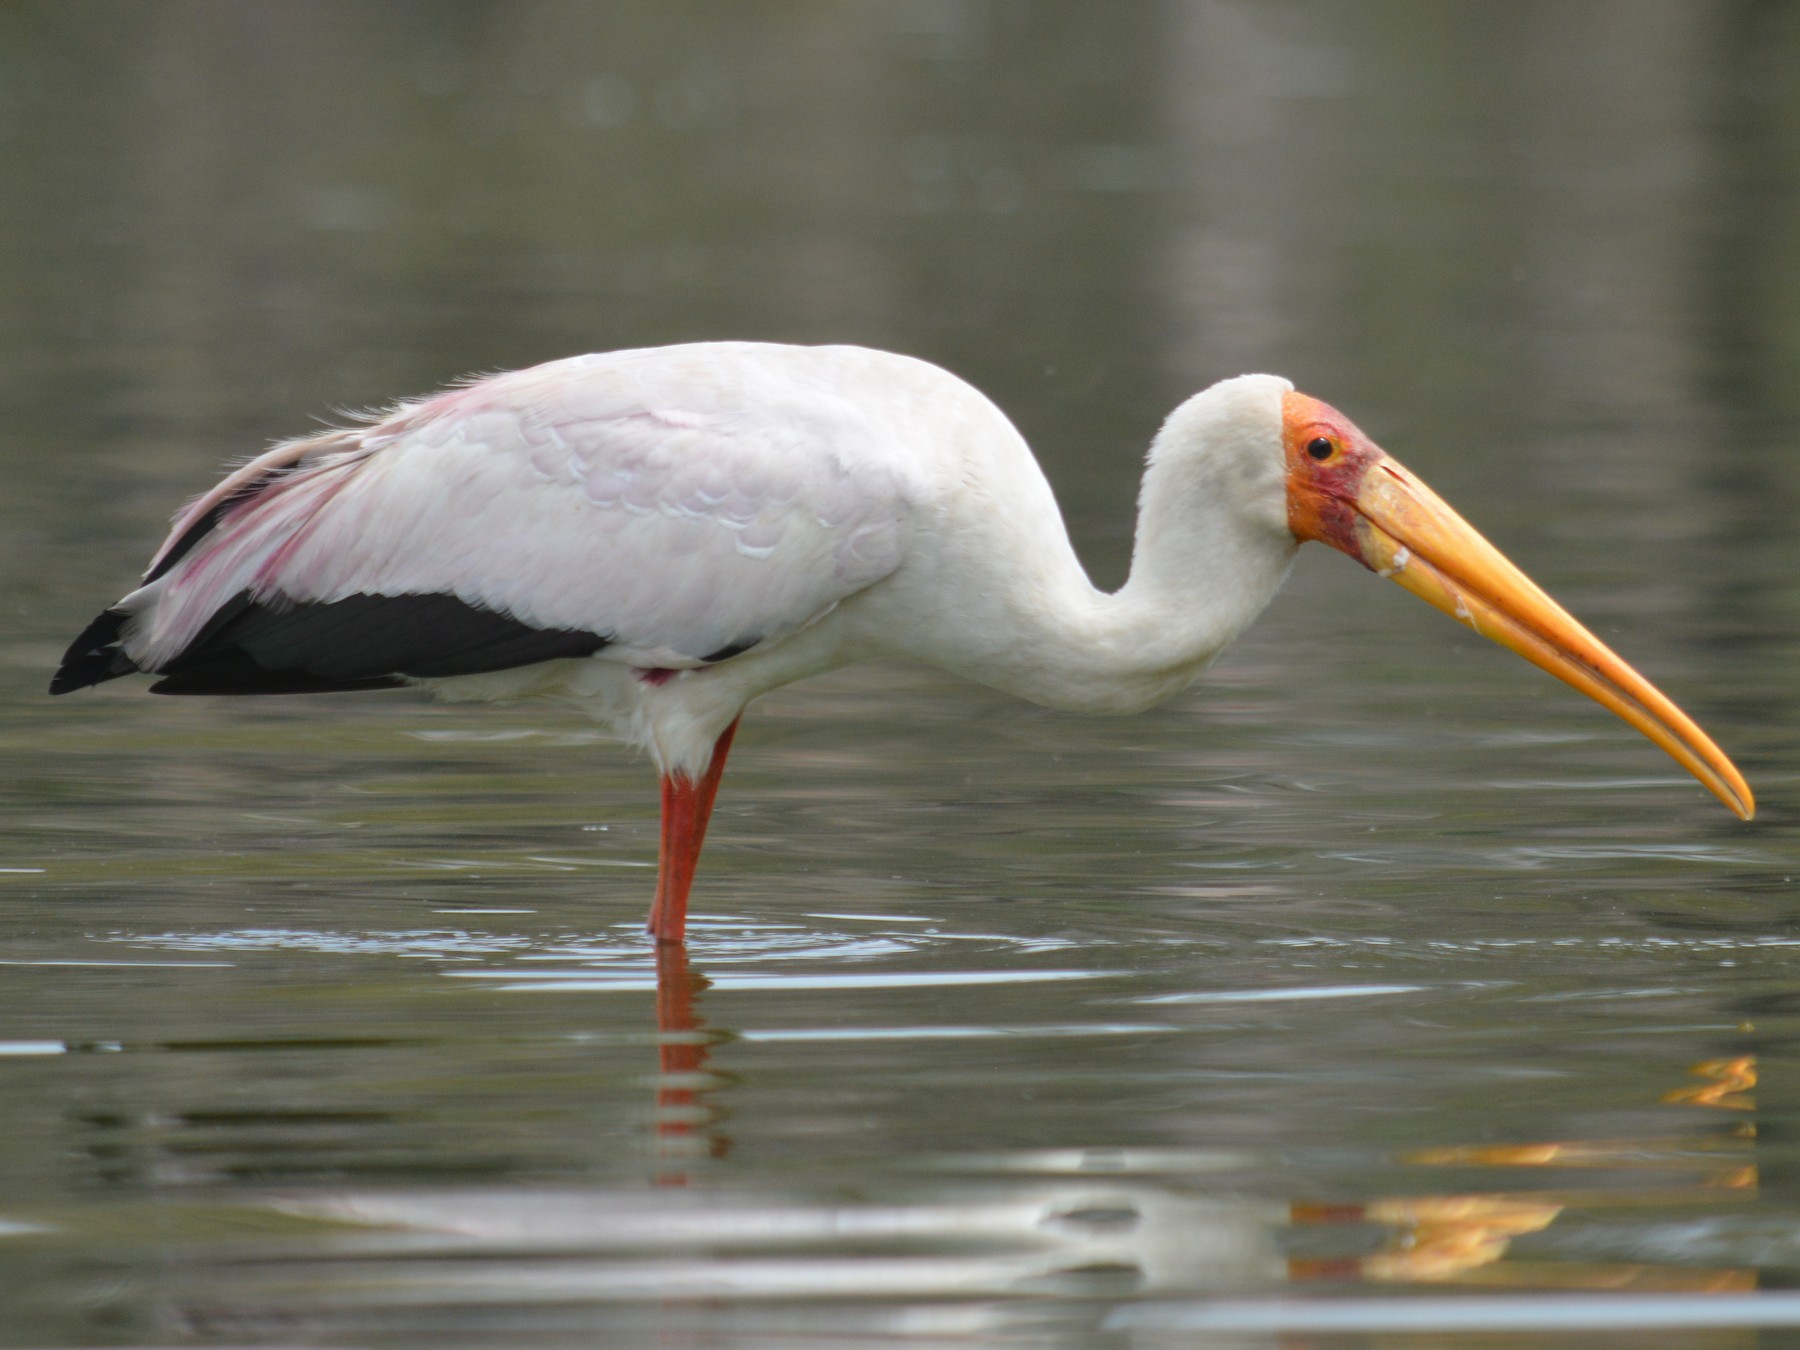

left=929, top=375, right=1298, bottom=714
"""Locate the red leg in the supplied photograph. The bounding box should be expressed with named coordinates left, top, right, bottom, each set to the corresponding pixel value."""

left=646, top=717, right=740, bottom=944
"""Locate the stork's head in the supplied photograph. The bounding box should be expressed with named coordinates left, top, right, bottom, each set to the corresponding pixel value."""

left=1279, top=389, right=1753, bottom=820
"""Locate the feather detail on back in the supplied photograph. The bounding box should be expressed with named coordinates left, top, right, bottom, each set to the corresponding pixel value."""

left=91, top=346, right=922, bottom=687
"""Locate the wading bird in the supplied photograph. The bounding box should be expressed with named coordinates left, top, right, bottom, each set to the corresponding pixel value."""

left=51, top=344, right=1753, bottom=942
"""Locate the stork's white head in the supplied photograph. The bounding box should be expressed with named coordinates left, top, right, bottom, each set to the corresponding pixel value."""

left=1144, top=373, right=1294, bottom=547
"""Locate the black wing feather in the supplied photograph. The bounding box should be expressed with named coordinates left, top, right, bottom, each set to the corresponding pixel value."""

left=145, top=592, right=611, bottom=694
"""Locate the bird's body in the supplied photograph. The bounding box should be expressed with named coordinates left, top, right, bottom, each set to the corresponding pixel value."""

left=54, top=342, right=1753, bottom=942
left=57, top=344, right=1296, bottom=771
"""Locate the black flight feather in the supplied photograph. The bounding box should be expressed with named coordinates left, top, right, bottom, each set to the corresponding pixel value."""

left=146, top=592, right=611, bottom=695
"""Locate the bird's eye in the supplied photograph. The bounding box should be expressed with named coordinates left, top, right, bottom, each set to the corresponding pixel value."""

left=1306, top=436, right=1337, bottom=461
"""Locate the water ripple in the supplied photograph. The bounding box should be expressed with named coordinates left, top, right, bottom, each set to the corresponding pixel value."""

left=106, top=916, right=1087, bottom=972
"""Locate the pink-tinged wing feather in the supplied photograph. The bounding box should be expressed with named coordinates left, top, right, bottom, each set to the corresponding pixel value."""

left=125, top=349, right=916, bottom=672
left=144, top=432, right=361, bottom=580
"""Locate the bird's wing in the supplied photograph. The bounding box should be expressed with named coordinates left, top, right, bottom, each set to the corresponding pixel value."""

left=119, top=353, right=915, bottom=684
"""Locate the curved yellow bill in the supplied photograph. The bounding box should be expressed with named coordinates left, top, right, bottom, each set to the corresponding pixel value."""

left=1349, top=456, right=1752, bottom=819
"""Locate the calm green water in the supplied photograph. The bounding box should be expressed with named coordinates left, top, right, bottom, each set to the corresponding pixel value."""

left=3, top=3, right=1799, bottom=1346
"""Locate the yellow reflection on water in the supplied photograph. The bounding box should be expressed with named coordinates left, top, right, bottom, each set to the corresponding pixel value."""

left=1286, top=1053, right=1758, bottom=1291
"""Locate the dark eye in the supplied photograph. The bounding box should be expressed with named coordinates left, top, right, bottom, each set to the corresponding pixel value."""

left=1306, top=436, right=1337, bottom=461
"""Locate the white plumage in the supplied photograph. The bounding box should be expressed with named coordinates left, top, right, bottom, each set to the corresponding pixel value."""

left=94, top=344, right=1298, bottom=774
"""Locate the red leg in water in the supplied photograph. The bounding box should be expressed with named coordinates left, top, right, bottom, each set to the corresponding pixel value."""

left=646, top=717, right=740, bottom=944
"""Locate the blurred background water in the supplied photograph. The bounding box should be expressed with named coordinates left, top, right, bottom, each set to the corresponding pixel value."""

left=1, top=1, right=1799, bottom=1345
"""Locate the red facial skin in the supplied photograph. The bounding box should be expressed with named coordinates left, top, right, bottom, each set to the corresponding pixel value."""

left=1282, top=390, right=1384, bottom=567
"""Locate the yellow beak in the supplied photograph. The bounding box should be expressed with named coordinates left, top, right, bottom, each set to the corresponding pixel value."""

left=1349, top=454, right=1752, bottom=820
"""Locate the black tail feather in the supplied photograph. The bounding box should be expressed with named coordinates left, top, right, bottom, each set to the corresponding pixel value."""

left=49, top=610, right=138, bottom=695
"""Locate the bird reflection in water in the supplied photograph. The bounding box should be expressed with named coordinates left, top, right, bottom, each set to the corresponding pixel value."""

left=136, top=963, right=1767, bottom=1335
left=651, top=940, right=732, bottom=1182
left=642, top=945, right=1760, bottom=1297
